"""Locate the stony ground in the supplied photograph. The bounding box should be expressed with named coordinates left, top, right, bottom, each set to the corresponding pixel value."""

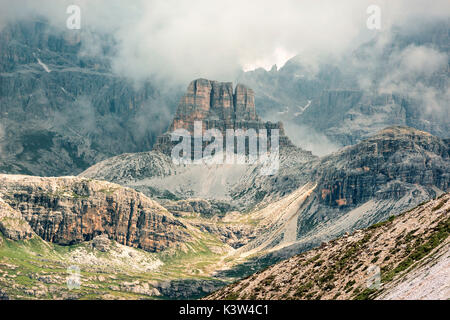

left=376, top=241, right=449, bottom=300
left=206, top=193, right=450, bottom=300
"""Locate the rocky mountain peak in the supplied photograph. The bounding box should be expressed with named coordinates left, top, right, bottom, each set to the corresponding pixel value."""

left=154, top=78, right=295, bottom=155
left=169, top=78, right=258, bottom=133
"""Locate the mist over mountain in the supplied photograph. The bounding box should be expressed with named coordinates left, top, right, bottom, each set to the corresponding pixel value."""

left=0, top=1, right=449, bottom=302
left=0, top=1, right=448, bottom=174
left=0, top=19, right=182, bottom=175
left=238, top=20, right=449, bottom=154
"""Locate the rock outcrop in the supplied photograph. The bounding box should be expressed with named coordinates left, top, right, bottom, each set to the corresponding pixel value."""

left=313, top=126, right=449, bottom=208
left=0, top=175, right=191, bottom=252
left=163, top=198, right=232, bottom=217
left=0, top=196, right=34, bottom=240
left=0, top=289, right=9, bottom=300
left=80, top=79, right=313, bottom=208
left=153, top=78, right=295, bottom=156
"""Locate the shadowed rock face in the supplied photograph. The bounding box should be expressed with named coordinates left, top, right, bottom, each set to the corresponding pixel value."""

left=313, top=126, right=450, bottom=208
left=0, top=175, right=191, bottom=252
left=0, top=20, right=179, bottom=177
left=0, top=196, right=34, bottom=241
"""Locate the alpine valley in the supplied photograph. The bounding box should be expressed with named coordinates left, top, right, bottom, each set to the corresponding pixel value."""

left=0, top=16, right=449, bottom=300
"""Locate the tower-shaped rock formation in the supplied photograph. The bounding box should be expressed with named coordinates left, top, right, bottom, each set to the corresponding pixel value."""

left=153, top=78, right=293, bottom=155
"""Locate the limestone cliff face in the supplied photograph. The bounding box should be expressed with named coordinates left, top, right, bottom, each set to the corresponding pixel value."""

left=169, top=79, right=258, bottom=133
left=153, top=79, right=294, bottom=155
left=0, top=175, right=190, bottom=252
left=0, top=196, right=34, bottom=240
left=0, top=20, right=179, bottom=177
left=313, top=126, right=450, bottom=208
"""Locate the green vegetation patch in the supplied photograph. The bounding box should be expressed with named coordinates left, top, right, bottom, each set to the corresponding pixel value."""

left=382, top=217, right=449, bottom=283
left=294, top=281, right=314, bottom=298
left=354, top=288, right=378, bottom=300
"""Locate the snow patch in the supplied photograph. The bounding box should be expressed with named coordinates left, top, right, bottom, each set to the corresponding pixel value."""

left=294, top=100, right=312, bottom=117
left=36, top=58, right=51, bottom=73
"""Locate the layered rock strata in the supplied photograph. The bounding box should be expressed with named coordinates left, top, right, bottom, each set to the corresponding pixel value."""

left=0, top=175, right=190, bottom=252
left=153, top=79, right=295, bottom=156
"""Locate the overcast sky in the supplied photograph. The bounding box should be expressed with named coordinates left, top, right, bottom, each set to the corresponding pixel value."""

left=0, top=0, right=449, bottom=83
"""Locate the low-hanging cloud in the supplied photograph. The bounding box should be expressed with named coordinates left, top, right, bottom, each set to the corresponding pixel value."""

left=378, top=45, right=449, bottom=114
left=353, top=32, right=449, bottom=117
left=284, top=123, right=341, bottom=157
left=1, top=0, right=449, bottom=84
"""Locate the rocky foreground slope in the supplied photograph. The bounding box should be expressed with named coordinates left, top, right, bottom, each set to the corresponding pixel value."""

left=207, top=194, right=450, bottom=300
